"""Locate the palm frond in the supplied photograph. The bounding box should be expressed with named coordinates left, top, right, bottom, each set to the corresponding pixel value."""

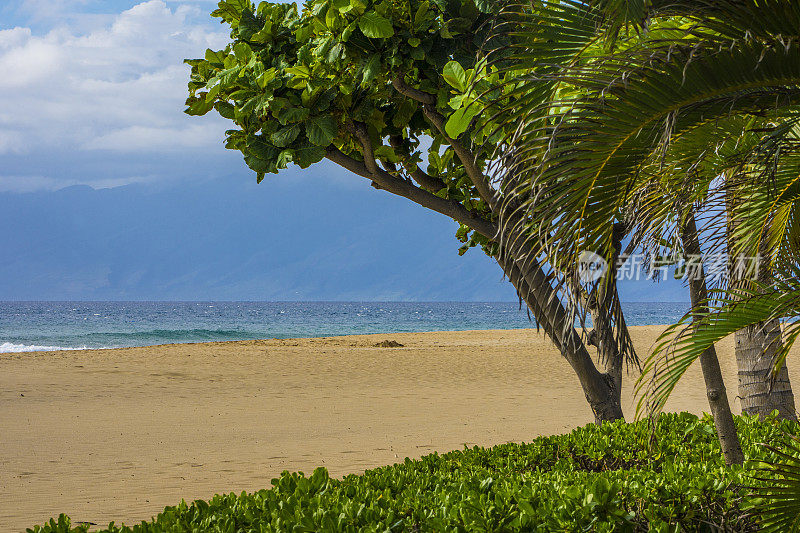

left=752, top=429, right=800, bottom=532
left=493, top=29, right=800, bottom=317
left=636, top=279, right=800, bottom=418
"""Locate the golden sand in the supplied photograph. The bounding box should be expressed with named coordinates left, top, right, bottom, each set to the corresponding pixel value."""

left=0, top=326, right=789, bottom=530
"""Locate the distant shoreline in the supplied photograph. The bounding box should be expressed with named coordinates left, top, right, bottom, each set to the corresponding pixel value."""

left=0, top=301, right=690, bottom=353
left=0, top=325, right=679, bottom=355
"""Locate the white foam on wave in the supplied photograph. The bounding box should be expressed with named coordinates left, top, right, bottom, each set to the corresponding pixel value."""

left=0, top=342, right=92, bottom=353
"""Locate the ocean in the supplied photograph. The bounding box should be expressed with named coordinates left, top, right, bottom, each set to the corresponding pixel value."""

left=0, top=301, right=690, bottom=353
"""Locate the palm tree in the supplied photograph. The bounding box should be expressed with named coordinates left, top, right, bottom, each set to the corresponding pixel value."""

left=635, top=116, right=800, bottom=409
left=486, top=0, right=800, bottom=463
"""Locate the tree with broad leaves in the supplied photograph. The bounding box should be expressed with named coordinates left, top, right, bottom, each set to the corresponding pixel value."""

left=184, top=0, right=640, bottom=424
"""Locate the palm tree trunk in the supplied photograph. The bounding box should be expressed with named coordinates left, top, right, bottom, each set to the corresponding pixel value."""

left=726, top=181, right=797, bottom=420
left=680, top=211, right=744, bottom=465
left=735, top=319, right=797, bottom=420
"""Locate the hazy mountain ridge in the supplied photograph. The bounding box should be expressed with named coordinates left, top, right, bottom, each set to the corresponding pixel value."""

left=0, top=176, right=515, bottom=300
left=0, top=173, right=688, bottom=302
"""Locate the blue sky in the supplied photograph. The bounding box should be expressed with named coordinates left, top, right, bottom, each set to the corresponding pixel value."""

left=0, top=0, right=238, bottom=192
left=0, top=0, right=688, bottom=301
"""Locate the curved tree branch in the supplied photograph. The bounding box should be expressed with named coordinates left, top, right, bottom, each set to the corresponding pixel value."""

left=391, top=76, right=436, bottom=106
left=391, top=75, right=497, bottom=208
left=325, top=145, right=497, bottom=239
left=389, top=135, right=446, bottom=192
left=421, top=106, right=497, bottom=208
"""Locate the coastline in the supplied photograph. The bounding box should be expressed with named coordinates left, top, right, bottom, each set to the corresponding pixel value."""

left=0, top=326, right=778, bottom=530
left=0, top=326, right=543, bottom=354
left=0, top=301, right=692, bottom=354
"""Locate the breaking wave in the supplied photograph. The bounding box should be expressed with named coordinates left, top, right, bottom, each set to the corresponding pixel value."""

left=0, top=342, right=93, bottom=353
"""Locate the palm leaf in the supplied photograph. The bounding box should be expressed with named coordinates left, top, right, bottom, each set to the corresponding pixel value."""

left=490, top=0, right=800, bottom=312
left=753, top=429, right=800, bottom=532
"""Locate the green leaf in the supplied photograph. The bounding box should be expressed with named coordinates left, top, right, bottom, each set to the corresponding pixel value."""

left=233, top=42, right=252, bottom=62
left=361, top=54, right=381, bottom=86
left=445, top=17, right=472, bottom=35
left=474, top=0, right=495, bottom=13
left=294, top=141, right=327, bottom=168
left=275, top=106, right=309, bottom=125
left=204, top=49, right=227, bottom=65
left=443, top=61, right=466, bottom=92
left=244, top=136, right=280, bottom=174
left=342, top=21, right=357, bottom=41
left=305, top=115, right=338, bottom=146
left=205, top=80, right=222, bottom=102
left=374, top=145, right=400, bottom=163
left=358, top=11, right=394, bottom=38
left=271, top=123, right=301, bottom=147
left=408, top=37, right=421, bottom=47
left=295, top=23, right=314, bottom=42
left=392, top=98, right=417, bottom=128
left=185, top=96, right=215, bottom=116
left=325, top=5, right=341, bottom=30
left=256, top=67, right=277, bottom=89
left=285, top=65, right=310, bottom=79
left=238, top=9, right=262, bottom=40
left=211, top=0, right=251, bottom=25
left=439, top=23, right=452, bottom=39
left=414, top=1, right=430, bottom=27
left=326, top=42, right=343, bottom=62
left=277, top=149, right=294, bottom=168
left=240, top=93, right=268, bottom=115
left=215, top=101, right=236, bottom=120
left=249, top=22, right=274, bottom=43
left=349, top=0, right=366, bottom=16
left=445, top=104, right=481, bottom=137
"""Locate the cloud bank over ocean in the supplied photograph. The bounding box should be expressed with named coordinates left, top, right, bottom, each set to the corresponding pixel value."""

left=0, top=1, right=688, bottom=302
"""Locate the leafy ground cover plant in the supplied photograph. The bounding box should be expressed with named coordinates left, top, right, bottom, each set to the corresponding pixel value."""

left=28, top=413, right=799, bottom=532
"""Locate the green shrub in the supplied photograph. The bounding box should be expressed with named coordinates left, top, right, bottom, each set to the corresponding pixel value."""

left=28, top=413, right=797, bottom=532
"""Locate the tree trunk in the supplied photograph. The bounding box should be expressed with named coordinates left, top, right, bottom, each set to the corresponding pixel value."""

left=735, top=319, right=797, bottom=420
left=680, top=211, right=745, bottom=466
left=586, top=222, right=629, bottom=396
left=726, top=181, right=797, bottom=420
left=497, top=252, right=624, bottom=424
left=324, top=145, right=627, bottom=424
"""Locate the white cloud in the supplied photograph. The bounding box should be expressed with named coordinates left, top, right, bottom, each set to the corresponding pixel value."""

left=85, top=123, right=221, bottom=151
left=0, top=37, right=62, bottom=87
left=0, top=27, right=33, bottom=49
left=0, top=1, right=229, bottom=155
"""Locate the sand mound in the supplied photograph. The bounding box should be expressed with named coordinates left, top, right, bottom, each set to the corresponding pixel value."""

left=374, top=340, right=404, bottom=348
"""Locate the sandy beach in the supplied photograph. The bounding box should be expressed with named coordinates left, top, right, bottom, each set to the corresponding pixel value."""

left=0, top=326, right=792, bottom=531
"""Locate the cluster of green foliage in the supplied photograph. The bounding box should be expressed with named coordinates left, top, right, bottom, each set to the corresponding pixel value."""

left=185, top=0, right=513, bottom=255
left=28, top=413, right=800, bottom=532
left=186, top=0, right=493, bottom=177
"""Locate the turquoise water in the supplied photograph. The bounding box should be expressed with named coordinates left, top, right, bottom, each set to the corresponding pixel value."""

left=0, top=301, right=689, bottom=352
